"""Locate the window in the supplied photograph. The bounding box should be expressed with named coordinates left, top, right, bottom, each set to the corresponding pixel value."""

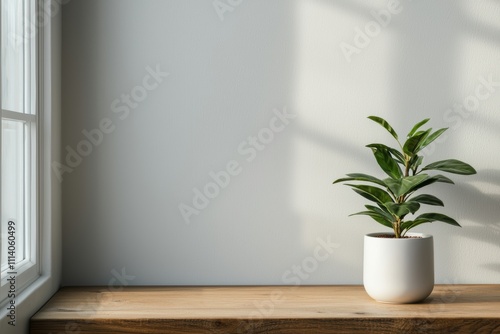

left=1, top=0, right=39, bottom=301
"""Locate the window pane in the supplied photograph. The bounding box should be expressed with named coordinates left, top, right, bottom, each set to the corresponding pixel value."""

left=1, top=0, right=25, bottom=113
left=1, top=119, right=26, bottom=270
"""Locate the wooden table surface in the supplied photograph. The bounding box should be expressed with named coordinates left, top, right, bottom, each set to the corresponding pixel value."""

left=30, top=285, right=500, bottom=333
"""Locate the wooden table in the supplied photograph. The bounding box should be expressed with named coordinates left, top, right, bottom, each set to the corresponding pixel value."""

left=30, top=285, right=500, bottom=333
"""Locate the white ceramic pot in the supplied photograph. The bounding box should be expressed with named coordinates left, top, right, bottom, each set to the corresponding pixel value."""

left=363, top=232, right=434, bottom=303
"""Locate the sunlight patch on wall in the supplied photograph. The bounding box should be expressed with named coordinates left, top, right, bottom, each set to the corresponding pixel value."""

left=460, top=0, right=500, bottom=34
left=289, top=0, right=399, bottom=248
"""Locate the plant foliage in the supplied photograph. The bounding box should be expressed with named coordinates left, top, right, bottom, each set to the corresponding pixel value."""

left=333, top=116, right=476, bottom=238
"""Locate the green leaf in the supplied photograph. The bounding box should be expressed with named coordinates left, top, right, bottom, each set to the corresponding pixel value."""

left=370, top=146, right=402, bottom=179
left=415, top=212, right=461, bottom=227
left=346, top=184, right=394, bottom=205
left=368, top=116, right=399, bottom=141
left=350, top=210, right=393, bottom=228
left=407, top=118, right=430, bottom=137
left=422, top=159, right=477, bottom=175
left=420, top=128, right=447, bottom=150
left=333, top=173, right=386, bottom=187
left=401, top=213, right=461, bottom=233
left=410, top=194, right=444, bottom=206
left=366, top=144, right=404, bottom=164
left=400, top=218, right=431, bottom=231
left=383, top=174, right=430, bottom=197
left=403, top=129, right=431, bottom=156
left=433, top=174, right=455, bottom=184
left=384, top=201, right=420, bottom=218
left=409, top=155, right=423, bottom=172
left=409, top=174, right=454, bottom=193
left=365, top=204, right=394, bottom=222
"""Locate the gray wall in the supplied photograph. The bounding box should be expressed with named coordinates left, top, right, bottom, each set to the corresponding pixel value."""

left=61, top=0, right=500, bottom=285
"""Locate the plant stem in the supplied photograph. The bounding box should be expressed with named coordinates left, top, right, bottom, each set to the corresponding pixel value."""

left=395, top=156, right=411, bottom=238
left=404, top=156, right=411, bottom=178
left=393, top=218, right=401, bottom=238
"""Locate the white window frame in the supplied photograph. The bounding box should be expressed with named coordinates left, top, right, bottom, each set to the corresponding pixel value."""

left=0, top=0, right=40, bottom=306
left=0, top=0, right=61, bottom=331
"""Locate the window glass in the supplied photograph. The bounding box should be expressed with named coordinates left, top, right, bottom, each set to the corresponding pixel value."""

left=1, top=0, right=25, bottom=113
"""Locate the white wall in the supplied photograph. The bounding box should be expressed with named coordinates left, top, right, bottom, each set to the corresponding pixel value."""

left=61, top=0, right=500, bottom=286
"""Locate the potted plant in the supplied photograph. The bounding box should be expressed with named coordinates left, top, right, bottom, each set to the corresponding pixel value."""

left=333, top=116, right=476, bottom=303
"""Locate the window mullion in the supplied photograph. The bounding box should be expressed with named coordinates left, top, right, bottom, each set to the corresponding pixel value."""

left=1, top=109, right=36, bottom=122
left=24, top=122, right=29, bottom=263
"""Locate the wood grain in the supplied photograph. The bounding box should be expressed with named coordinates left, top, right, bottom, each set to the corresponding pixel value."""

left=30, top=285, right=500, bottom=333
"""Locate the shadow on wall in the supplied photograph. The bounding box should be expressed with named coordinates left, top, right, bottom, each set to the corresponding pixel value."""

left=311, top=0, right=500, bottom=281
left=385, top=0, right=500, bottom=279
left=461, top=169, right=500, bottom=275
left=62, top=0, right=308, bottom=285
